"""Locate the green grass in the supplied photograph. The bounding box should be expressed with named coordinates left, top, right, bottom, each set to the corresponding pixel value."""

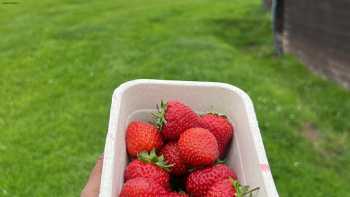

left=1, top=0, right=350, bottom=196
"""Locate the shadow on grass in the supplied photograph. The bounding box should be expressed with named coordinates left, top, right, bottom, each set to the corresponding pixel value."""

left=209, top=7, right=272, bottom=52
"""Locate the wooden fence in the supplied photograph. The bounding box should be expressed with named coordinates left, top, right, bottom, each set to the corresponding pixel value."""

left=266, top=0, right=350, bottom=88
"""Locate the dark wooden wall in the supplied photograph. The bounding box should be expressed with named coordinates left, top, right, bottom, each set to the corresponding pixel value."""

left=270, top=0, right=350, bottom=88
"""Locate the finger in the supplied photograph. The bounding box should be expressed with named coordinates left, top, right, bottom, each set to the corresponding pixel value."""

left=88, top=155, right=104, bottom=182
left=81, top=155, right=104, bottom=197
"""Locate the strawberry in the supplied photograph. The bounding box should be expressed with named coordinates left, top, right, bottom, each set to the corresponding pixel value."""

left=186, top=164, right=237, bottom=197
left=159, top=142, right=187, bottom=176
left=126, top=121, right=163, bottom=157
left=178, top=128, right=219, bottom=167
left=206, top=178, right=236, bottom=197
left=166, top=192, right=189, bottom=197
left=124, top=150, right=172, bottom=189
left=120, top=177, right=168, bottom=197
left=153, top=100, right=200, bottom=141
left=206, top=178, right=260, bottom=197
left=200, top=113, right=234, bottom=157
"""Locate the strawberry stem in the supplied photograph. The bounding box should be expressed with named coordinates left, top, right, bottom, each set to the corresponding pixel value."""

left=216, top=159, right=227, bottom=164
left=230, top=178, right=260, bottom=197
left=208, top=112, right=228, bottom=118
left=242, top=187, right=260, bottom=196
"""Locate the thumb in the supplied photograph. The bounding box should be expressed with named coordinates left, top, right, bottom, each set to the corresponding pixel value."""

left=81, top=155, right=104, bottom=197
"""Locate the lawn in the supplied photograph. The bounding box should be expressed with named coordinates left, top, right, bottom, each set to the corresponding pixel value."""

left=1, top=0, right=350, bottom=196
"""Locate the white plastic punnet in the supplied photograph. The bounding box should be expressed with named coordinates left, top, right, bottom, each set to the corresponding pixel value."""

left=99, top=79, right=279, bottom=197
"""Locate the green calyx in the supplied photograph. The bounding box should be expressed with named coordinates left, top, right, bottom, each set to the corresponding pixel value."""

left=215, top=159, right=227, bottom=164
left=152, top=100, right=167, bottom=130
left=137, top=149, right=173, bottom=171
left=230, top=177, right=260, bottom=197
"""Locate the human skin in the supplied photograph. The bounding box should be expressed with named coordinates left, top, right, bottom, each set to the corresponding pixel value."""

left=81, top=155, right=103, bottom=197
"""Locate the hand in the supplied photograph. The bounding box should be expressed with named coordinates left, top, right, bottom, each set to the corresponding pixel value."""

left=81, top=155, right=103, bottom=197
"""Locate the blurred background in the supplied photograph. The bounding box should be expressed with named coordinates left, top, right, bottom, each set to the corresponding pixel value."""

left=0, top=0, right=349, bottom=196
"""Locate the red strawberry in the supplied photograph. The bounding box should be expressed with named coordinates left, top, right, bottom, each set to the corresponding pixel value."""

left=206, top=178, right=236, bottom=197
left=206, top=178, right=260, bottom=197
left=153, top=100, right=200, bottom=141
left=159, top=142, right=187, bottom=176
left=200, top=113, right=234, bottom=157
left=120, top=177, right=168, bottom=197
left=165, top=192, right=189, bottom=197
left=124, top=150, right=172, bottom=189
left=126, top=121, right=163, bottom=157
left=186, top=164, right=237, bottom=197
left=178, top=128, right=219, bottom=167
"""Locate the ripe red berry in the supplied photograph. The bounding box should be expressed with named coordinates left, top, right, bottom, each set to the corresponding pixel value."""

left=120, top=177, right=168, bottom=197
left=154, top=100, right=201, bottom=141
left=206, top=178, right=236, bottom=197
left=126, top=121, right=163, bottom=157
left=124, top=150, right=172, bottom=189
left=200, top=113, right=234, bottom=157
left=186, top=164, right=237, bottom=197
left=166, top=192, right=189, bottom=197
left=206, top=178, right=260, bottom=197
left=178, top=128, right=219, bottom=167
left=160, top=142, right=188, bottom=176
